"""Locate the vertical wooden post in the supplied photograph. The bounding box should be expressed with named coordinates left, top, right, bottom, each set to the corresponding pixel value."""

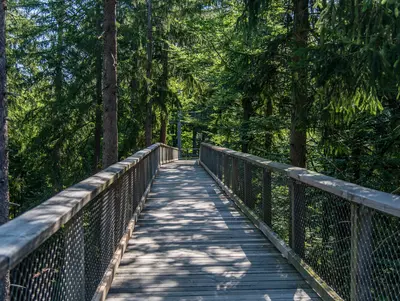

left=243, top=162, right=253, bottom=208
left=218, top=153, right=222, bottom=180
left=140, top=160, right=145, bottom=197
left=231, top=157, right=238, bottom=195
left=223, top=155, right=229, bottom=187
left=350, top=204, right=373, bottom=301
left=216, top=153, right=222, bottom=179
left=290, top=179, right=305, bottom=258
left=263, top=169, right=272, bottom=227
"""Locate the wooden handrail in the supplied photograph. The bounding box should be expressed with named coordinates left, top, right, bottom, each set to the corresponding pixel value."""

left=201, top=143, right=400, bottom=218
left=0, top=143, right=178, bottom=277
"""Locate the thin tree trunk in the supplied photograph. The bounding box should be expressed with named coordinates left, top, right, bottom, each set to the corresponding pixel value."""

left=52, top=8, right=64, bottom=192
left=192, top=127, right=197, bottom=151
left=290, top=0, right=309, bottom=168
left=241, top=97, right=253, bottom=153
left=102, top=0, right=118, bottom=167
left=145, top=0, right=153, bottom=146
left=265, top=97, right=273, bottom=153
left=160, top=114, right=167, bottom=144
left=94, top=4, right=102, bottom=171
left=159, top=26, right=169, bottom=145
left=0, top=0, right=9, bottom=298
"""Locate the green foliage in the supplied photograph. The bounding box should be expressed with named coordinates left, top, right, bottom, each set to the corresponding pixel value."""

left=6, top=0, right=400, bottom=215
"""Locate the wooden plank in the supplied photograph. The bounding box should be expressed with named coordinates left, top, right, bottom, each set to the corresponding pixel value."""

left=107, top=288, right=320, bottom=301
left=134, top=224, right=255, bottom=231
left=113, top=274, right=305, bottom=284
left=107, top=294, right=319, bottom=301
left=125, top=242, right=274, bottom=251
left=121, top=250, right=282, bottom=259
left=128, top=237, right=270, bottom=245
left=115, top=267, right=298, bottom=276
left=140, top=211, right=245, bottom=218
left=108, top=280, right=310, bottom=292
left=132, top=228, right=264, bottom=236
left=117, top=261, right=292, bottom=269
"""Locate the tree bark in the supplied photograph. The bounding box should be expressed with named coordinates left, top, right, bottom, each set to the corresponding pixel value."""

left=144, top=0, right=153, bottom=146
left=160, top=114, right=167, bottom=144
left=102, top=0, right=118, bottom=167
left=265, top=97, right=273, bottom=153
left=52, top=6, right=64, bottom=192
left=0, top=0, right=9, bottom=298
left=192, top=127, right=197, bottom=151
left=159, top=25, right=169, bottom=145
left=241, top=97, right=253, bottom=153
left=290, top=0, right=309, bottom=168
left=94, top=3, right=102, bottom=171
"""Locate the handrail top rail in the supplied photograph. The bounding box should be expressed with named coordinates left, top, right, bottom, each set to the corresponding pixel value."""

left=201, top=142, right=400, bottom=218
left=0, top=143, right=176, bottom=277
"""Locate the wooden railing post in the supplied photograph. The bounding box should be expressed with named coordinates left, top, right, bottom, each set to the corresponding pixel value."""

left=243, top=162, right=253, bottom=208
left=290, top=179, right=305, bottom=258
left=263, top=169, right=272, bottom=227
left=350, top=204, right=373, bottom=301
left=217, top=153, right=222, bottom=180
left=223, top=155, right=229, bottom=187
left=231, top=157, right=238, bottom=195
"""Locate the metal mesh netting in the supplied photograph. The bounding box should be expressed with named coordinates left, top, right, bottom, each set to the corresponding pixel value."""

left=201, top=144, right=400, bottom=301
left=7, top=146, right=175, bottom=301
left=292, top=180, right=400, bottom=300
left=291, top=180, right=352, bottom=298
left=270, top=172, right=289, bottom=243
left=248, top=164, right=263, bottom=214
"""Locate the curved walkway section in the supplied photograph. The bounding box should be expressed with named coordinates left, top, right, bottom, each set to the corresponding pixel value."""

left=106, top=160, right=320, bottom=301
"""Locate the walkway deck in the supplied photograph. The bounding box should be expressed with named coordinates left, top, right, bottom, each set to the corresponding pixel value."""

left=106, top=161, right=321, bottom=301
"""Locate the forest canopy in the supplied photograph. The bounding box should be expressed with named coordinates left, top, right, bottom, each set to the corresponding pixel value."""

left=5, top=0, right=400, bottom=214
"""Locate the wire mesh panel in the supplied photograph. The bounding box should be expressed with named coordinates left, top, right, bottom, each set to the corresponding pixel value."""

left=291, top=180, right=352, bottom=299
left=270, top=172, right=290, bottom=243
left=1, top=144, right=176, bottom=301
left=9, top=211, right=85, bottom=301
left=352, top=206, right=400, bottom=301
left=248, top=164, right=263, bottom=215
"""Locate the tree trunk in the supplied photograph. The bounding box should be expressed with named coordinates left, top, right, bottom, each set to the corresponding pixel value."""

left=290, top=0, right=309, bottom=168
left=265, top=97, right=273, bottom=153
left=192, top=127, right=197, bottom=151
left=52, top=7, right=64, bottom=192
left=144, top=0, right=153, bottom=146
left=0, top=0, right=9, bottom=298
left=241, top=97, right=253, bottom=153
left=102, top=0, right=118, bottom=167
left=159, top=26, right=169, bottom=145
left=160, top=114, right=167, bottom=144
left=94, top=4, right=102, bottom=171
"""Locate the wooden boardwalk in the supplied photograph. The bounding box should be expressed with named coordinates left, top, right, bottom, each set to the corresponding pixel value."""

left=106, top=160, right=321, bottom=301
